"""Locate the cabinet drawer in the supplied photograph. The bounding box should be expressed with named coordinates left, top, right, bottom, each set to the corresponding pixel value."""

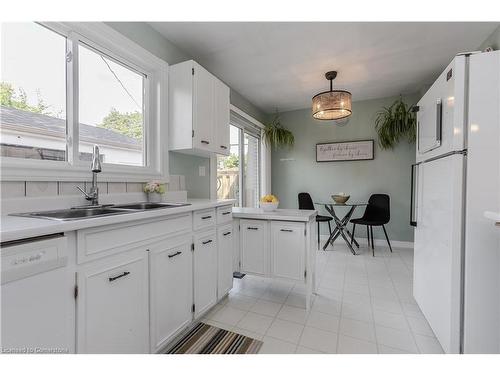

left=77, top=213, right=192, bottom=264
left=216, top=205, right=233, bottom=225
left=193, top=208, right=216, bottom=231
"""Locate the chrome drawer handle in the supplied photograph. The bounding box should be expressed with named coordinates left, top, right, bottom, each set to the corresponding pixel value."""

left=222, top=212, right=231, bottom=215
left=280, top=229, right=293, bottom=232
left=201, top=215, right=212, bottom=220
left=247, top=227, right=258, bottom=230
left=109, top=271, right=130, bottom=282
left=223, top=231, right=231, bottom=236
left=168, top=251, right=182, bottom=258
left=202, top=239, right=213, bottom=245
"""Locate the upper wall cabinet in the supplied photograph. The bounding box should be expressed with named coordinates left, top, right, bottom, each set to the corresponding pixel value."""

left=169, top=60, right=230, bottom=156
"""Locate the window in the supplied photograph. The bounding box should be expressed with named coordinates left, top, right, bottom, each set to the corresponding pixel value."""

left=1, top=22, right=67, bottom=161
left=78, top=43, right=145, bottom=166
left=217, top=125, right=241, bottom=204
left=216, top=113, right=261, bottom=208
left=0, top=22, right=167, bottom=181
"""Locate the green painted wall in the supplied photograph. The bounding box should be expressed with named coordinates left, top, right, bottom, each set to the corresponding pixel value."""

left=479, top=25, right=500, bottom=51
left=169, top=152, right=210, bottom=199
left=271, top=94, right=419, bottom=242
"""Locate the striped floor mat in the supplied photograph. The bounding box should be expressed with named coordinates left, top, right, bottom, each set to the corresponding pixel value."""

left=166, top=322, right=263, bottom=354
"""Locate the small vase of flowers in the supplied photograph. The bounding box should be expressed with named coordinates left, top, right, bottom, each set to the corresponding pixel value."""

left=144, top=181, right=166, bottom=203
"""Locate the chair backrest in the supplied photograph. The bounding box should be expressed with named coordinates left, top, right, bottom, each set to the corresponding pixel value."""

left=364, top=194, right=390, bottom=223
left=298, top=192, right=315, bottom=210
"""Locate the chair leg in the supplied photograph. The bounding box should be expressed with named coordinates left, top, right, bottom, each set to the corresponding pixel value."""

left=317, top=221, right=321, bottom=249
left=382, top=225, right=393, bottom=253
left=328, top=220, right=332, bottom=235
left=351, top=223, right=356, bottom=246
left=370, top=226, right=375, bottom=257
left=366, top=225, right=370, bottom=247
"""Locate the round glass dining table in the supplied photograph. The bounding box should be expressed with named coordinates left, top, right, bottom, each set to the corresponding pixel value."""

left=314, top=201, right=367, bottom=254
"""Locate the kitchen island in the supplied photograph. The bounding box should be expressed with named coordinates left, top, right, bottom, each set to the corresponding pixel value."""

left=232, top=207, right=317, bottom=309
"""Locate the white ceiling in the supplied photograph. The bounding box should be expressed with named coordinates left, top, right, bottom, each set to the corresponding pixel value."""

left=150, top=22, right=498, bottom=113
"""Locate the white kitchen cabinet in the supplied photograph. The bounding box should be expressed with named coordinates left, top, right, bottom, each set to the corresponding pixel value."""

left=214, top=79, right=231, bottom=155
left=193, top=230, right=217, bottom=319
left=77, top=247, right=149, bottom=354
left=240, top=219, right=269, bottom=276
left=149, top=234, right=193, bottom=353
left=217, top=224, right=233, bottom=299
left=271, top=221, right=305, bottom=281
left=169, top=60, right=230, bottom=155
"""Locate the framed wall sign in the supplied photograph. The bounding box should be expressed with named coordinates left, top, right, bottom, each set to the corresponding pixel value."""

left=316, top=140, right=374, bottom=162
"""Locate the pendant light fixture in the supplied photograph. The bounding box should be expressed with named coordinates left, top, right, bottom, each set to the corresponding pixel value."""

left=312, top=71, right=352, bottom=120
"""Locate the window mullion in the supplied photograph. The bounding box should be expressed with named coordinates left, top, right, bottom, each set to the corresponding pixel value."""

left=66, top=33, right=79, bottom=166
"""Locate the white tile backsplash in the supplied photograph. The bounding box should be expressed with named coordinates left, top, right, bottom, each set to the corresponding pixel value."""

left=26, top=181, right=58, bottom=197
left=169, top=175, right=180, bottom=191
left=0, top=181, right=26, bottom=198
left=126, top=183, right=143, bottom=193
left=1, top=175, right=185, bottom=200
left=107, top=182, right=127, bottom=194
left=58, top=181, right=85, bottom=196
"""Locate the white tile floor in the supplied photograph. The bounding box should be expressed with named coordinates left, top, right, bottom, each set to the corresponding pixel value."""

left=202, top=242, right=444, bottom=354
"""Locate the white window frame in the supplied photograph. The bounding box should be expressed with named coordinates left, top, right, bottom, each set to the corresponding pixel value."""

left=0, top=22, right=169, bottom=183
left=211, top=105, right=271, bottom=204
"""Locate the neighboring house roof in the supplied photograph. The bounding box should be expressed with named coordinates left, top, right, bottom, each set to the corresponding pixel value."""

left=0, top=105, right=141, bottom=149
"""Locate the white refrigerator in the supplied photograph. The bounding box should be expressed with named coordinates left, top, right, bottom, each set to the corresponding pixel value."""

left=411, top=51, right=500, bottom=354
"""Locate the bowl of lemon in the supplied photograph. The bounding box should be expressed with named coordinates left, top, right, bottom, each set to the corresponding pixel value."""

left=260, top=194, right=279, bottom=211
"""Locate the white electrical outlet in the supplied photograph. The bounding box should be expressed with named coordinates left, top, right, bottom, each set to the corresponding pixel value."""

left=199, top=166, right=206, bottom=177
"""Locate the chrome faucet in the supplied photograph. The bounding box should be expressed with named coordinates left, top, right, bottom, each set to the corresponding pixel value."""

left=77, top=145, right=102, bottom=206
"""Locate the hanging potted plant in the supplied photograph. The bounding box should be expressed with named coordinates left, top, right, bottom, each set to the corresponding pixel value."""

left=375, top=96, right=416, bottom=150
left=263, top=113, right=295, bottom=149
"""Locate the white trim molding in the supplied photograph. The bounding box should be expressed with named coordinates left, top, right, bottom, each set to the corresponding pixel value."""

left=1, top=22, right=169, bottom=183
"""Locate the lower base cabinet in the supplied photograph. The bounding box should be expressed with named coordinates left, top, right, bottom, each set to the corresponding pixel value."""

left=217, top=223, right=233, bottom=299
left=271, top=221, right=305, bottom=281
left=240, top=219, right=269, bottom=275
left=193, top=230, right=217, bottom=319
left=77, top=247, right=149, bottom=353
left=149, top=234, right=193, bottom=353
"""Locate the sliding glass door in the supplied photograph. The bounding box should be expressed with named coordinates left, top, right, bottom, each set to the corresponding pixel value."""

left=216, top=123, right=260, bottom=207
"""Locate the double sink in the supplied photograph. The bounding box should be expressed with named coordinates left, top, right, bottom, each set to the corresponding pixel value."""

left=13, top=202, right=192, bottom=221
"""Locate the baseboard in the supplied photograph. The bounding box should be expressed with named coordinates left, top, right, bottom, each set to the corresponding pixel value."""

left=319, top=234, right=414, bottom=249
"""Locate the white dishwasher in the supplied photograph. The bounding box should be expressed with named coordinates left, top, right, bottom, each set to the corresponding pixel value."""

left=1, top=234, right=74, bottom=353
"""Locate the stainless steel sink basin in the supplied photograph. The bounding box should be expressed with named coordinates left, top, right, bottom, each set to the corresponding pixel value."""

left=14, top=207, right=130, bottom=221
left=10, top=202, right=192, bottom=221
left=113, top=202, right=191, bottom=210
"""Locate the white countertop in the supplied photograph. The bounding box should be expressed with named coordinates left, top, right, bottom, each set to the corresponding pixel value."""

left=232, top=207, right=317, bottom=222
left=0, top=199, right=236, bottom=243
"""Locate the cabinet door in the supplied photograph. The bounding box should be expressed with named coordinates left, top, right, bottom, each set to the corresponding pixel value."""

left=214, top=79, right=230, bottom=155
left=217, top=224, right=233, bottom=300
left=240, top=219, right=268, bottom=276
left=193, top=63, right=214, bottom=151
left=77, top=248, right=149, bottom=353
left=149, top=234, right=193, bottom=353
left=193, top=230, right=217, bottom=319
left=271, top=221, right=305, bottom=281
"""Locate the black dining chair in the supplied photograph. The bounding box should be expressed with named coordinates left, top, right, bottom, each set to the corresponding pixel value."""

left=298, top=192, right=333, bottom=247
left=350, top=194, right=392, bottom=256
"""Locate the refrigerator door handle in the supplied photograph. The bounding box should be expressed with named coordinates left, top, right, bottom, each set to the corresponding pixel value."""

left=410, top=163, right=418, bottom=227
left=436, top=98, right=442, bottom=146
